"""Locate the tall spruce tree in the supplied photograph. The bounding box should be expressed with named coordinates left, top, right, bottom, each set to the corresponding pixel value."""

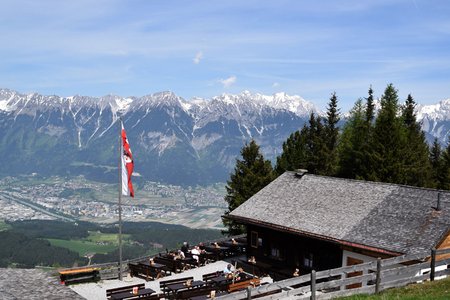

left=275, top=126, right=308, bottom=175
left=365, top=85, right=375, bottom=125
left=441, top=142, right=450, bottom=190
left=223, top=140, right=275, bottom=235
left=337, top=99, right=367, bottom=178
left=323, top=92, right=340, bottom=175
left=370, top=84, right=406, bottom=183
left=305, top=113, right=328, bottom=174
left=429, top=138, right=443, bottom=188
left=401, top=94, right=432, bottom=187
left=360, top=86, right=377, bottom=180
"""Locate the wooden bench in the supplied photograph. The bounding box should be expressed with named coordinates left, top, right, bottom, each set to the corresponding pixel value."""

left=106, top=283, right=144, bottom=299
left=176, top=285, right=217, bottom=299
left=202, top=271, right=224, bottom=282
left=160, top=276, right=194, bottom=295
left=128, top=262, right=160, bottom=281
left=59, top=267, right=100, bottom=285
left=228, top=278, right=260, bottom=293
left=154, top=256, right=182, bottom=273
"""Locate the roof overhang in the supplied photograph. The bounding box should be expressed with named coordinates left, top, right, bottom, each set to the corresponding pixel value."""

left=225, top=214, right=403, bottom=257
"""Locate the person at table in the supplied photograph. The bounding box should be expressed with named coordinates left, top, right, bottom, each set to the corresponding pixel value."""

left=181, top=241, right=189, bottom=254
left=174, top=249, right=185, bottom=260
left=231, top=238, right=238, bottom=245
left=293, top=268, right=300, bottom=277
left=213, top=242, right=220, bottom=249
left=223, top=263, right=233, bottom=278
left=191, top=245, right=201, bottom=263
left=198, top=242, right=206, bottom=252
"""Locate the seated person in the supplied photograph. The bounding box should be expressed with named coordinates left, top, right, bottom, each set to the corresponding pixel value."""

left=198, top=242, right=206, bottom=252
left=293, top=268, right=300, bottom=277
left=174, top=249, right=185, bottom=260
left=223, top=263, right=233, bottom=278
left=231, top=238, right=238, bottom=245
left=213, top=242, right=220, bottom=249
left=190, top=246, right=201, bottom=263
left=181, top=241, right=189, bottom=254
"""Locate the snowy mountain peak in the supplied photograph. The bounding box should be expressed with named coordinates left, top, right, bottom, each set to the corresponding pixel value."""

left=207, top=91, right=318, bottom=117
left=417, top=99, right=450, bottom=120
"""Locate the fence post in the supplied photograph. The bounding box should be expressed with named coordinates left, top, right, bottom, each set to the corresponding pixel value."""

left=375, top=257, right=381, bottom=294
left=311, top=270, right=316, bottom=300
left=246, top=286, right=251, bottom=300
left=430, top=248, right=436, bottom=281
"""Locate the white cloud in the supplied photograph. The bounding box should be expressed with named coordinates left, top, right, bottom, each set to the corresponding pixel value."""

left=193, top=51, right=203, bottom=64
left=219, top=76, right=236, bottom=88
left=272, top=82, right=280, bottom=88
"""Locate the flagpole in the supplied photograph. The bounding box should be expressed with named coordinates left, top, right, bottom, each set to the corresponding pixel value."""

left=118, top=118, right=123, bottom=280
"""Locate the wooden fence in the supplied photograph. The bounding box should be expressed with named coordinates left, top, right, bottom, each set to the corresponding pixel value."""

left=215, top=247, right=450, bottom=300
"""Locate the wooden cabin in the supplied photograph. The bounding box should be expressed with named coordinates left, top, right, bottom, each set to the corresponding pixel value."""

left=226, top=171, right=450, bottom=279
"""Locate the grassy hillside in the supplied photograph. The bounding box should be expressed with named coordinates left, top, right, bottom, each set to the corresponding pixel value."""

left=1, top=219, right=222, bottom=267
left=340, top=277, right=450, bottom=300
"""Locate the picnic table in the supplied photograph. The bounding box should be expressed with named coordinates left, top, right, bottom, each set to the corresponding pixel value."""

left=165, top=280, right=206, bottom=294
left=205, top=246, right=230, bottom=259
left=209, top=275, right=231, bottom=286
left=110, top=288, right=156, bottom=300
left=140, top=261, right=166, bottom=272
left=220, top=241, right=246, bottom=254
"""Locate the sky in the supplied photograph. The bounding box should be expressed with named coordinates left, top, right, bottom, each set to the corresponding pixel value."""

left=1, top=0, right=450, bottom=111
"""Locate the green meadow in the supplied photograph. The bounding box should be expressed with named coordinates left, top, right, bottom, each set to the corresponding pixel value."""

left=339, top=276, right=450, bottom=300
left=46, top=231, right=131, bottom=256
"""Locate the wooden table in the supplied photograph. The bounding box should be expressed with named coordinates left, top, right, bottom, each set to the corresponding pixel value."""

left=166, top=280, right=205, bottom=293
left=209, top=275, right=231, bottom=286
left=140, top=261, right=165, bottom=271
left=110, top=288, right=155, bottom=300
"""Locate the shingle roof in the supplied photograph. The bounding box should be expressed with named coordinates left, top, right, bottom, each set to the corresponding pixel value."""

left=0, top=268, right=84, bottom=300
left=229, top=172, right=450, bottom=255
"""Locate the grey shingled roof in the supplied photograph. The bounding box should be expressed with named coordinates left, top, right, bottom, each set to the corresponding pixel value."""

left=0, top=268, right=85, bottom=300
left=229, top=172, right=450, bottom=255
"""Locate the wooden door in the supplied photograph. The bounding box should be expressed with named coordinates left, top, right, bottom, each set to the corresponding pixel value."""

left=346, top=256, right=363, bottom=289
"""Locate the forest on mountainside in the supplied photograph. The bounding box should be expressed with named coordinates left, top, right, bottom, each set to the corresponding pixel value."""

left=223, top=84, right=450, bottom=234
left=0, top=220, right=222, bottom=268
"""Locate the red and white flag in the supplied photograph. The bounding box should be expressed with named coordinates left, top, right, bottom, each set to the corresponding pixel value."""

left=121, top=121, right=134, bottom=197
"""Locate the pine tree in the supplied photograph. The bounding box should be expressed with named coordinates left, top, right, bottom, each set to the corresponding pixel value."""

left=401, top=94, right=432, bottom=187
left=365, top=85, right=375, bottom=125
left=441, top=142, right=450, bottom=190
left=305, top=113, right=328, bottom=174
left=370, top=84, right=406, bottom=183
left=323, top=92, right=340, bottom=175
left=360, top=86, right=377, bottom=180
left=429, top=138, right=442, bottom=188
left=337, top=99, right=367, bottom=178
left=223, top=140, right=275, bottom=235
left=275, top=127, right=308, bottom=175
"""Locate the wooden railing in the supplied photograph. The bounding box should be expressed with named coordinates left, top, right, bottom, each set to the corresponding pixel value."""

left=216, top=247, right=450, bottom=300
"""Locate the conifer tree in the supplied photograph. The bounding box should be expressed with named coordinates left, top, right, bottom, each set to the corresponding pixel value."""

left=365, top=85, right=375, bottom=125
left=275, top=127, right=308, bottom=175
left=337, top=99, right=367, bottom=178
left=223, top=140, right=275, bottom=235
left=360, top=86, right=377, bottom=180
left=441, top=142, right=450, bottom=190
left=305, top=113, right=328, bottom=174
left=323, top=92, right=340, bottom=175
left=429, top=138, right=442, bottom=188
left=370, top=84, right=406, bottom=183
left=401, top=94, right=432, bottom=187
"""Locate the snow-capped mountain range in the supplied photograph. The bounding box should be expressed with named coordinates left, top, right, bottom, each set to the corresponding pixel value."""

left=0, top=88, right=448, bottom=185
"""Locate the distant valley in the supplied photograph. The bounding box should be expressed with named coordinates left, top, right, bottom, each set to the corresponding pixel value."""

left=0, top=175, right=226, bottom=229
